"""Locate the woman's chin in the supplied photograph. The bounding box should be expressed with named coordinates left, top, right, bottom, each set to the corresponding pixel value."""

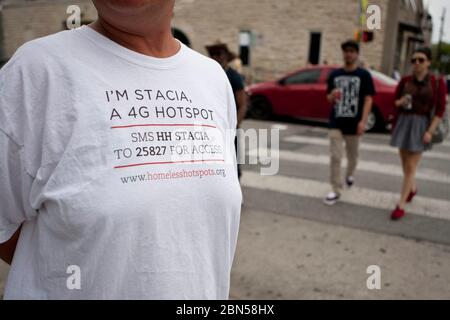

left=106, top=0, right=152, bottom=11
left=110, top=0, right=147, bottom=5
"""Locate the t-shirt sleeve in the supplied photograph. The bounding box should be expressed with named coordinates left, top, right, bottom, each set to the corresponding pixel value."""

left=0, top=131, right=37, bottom=243
left=363, top=71, right=376, bottom=97
left=0, top=52, right=39, bottom=243
left=327, top=72, right=335, bottom=94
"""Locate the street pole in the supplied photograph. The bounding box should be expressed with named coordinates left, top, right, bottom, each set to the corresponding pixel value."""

left=358, top=0, right=368, bottom=43
left=437, top=7, right=446, bottom=73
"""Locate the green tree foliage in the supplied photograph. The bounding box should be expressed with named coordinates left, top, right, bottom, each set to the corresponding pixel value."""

left=432, top=42, right=450, bottom=75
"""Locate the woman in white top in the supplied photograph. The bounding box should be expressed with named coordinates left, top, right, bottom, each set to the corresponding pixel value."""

left=0, top=0, right=241, bottom=299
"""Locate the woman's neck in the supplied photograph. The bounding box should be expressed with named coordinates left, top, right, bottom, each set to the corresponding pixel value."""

left=89, top=18, right=180, bottom=58
left=414, top=70, right=428, bottom=82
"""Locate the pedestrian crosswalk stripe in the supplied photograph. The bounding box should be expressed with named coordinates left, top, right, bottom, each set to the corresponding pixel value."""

left=241, top=171, right=450, bottom=221
left=283, top=135, right=450, bottom=161
left=271, top=124, right=288, bottom=130
left=299, top=125, right=450, bottom=148
left=247, top=148, right=450, bottom=185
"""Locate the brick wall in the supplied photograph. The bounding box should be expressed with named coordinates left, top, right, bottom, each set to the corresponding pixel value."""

left=0, top=0, right=425, bottom=81
left=173, top=0, right=393, bottom=81
left=0, top=0, right=96, bottom=59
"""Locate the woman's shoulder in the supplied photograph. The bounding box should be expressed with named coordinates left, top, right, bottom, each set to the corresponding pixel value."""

left=400, top=75, right=414, bottom=83
left=396, top=75, right=414, bottom=88
left=434, top=75, right=447, bottom=86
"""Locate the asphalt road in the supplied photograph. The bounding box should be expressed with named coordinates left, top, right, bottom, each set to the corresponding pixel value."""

left=1, top=118, right=450, bottom=299
left=230, top=118, right=450, bottom=299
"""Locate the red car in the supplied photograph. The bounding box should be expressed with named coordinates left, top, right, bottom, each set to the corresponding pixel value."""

left=246, top=66, right=398, bottom=131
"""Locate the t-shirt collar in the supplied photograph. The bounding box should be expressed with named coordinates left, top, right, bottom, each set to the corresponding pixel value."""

left=413, top=73, right=430, bottom=86
left=75, top=25, right=188, bottom=70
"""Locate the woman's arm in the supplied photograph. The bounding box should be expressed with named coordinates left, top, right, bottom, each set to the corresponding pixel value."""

left=394, top=78, right=408, bottom=108
left=434, top=77, right=447, bottom=118
left=357, top=95, right=373, bottom=135
left=395, top=97, right=407, bottom=108
left=423, top=116, right=442, bottom=144
left=0, top=226, right=21, bottom=265
left=428, top=115, right=442, bottom=134
left=424, top=78, right=447, bottom=144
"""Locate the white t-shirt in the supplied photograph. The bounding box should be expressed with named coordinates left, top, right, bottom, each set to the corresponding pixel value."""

left=0, top=25, right=242, bottom=299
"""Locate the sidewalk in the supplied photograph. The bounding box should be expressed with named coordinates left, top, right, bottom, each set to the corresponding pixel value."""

left=2, top=207, right=449, bottom=299
left=230, top=208, right=450, bottom=299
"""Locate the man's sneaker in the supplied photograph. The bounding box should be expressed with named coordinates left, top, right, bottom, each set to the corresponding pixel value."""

left=406, top=189, right=417, bottom=203
left=391, top=206, right=405, bottom=221
left=346, top=176, right=355, bottom=188
left=324, top=192, right=340, bottom=206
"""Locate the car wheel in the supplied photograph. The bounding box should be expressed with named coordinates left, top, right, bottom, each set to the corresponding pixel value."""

left=249, top=96, right=273, bottom=120
left=365, top=108, right=384, bottom=132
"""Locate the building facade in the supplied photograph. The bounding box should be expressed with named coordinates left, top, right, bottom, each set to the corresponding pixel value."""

left=0, top=0, right=432, bottom=81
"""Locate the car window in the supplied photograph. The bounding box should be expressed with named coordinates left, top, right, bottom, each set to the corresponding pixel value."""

left=284, top=69, right=321, bottom=85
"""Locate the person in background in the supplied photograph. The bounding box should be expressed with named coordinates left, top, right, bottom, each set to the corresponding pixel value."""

left=228, top=51, right=244, bottom=76
left=392, top=68, right=402, bottom=81
left=324, top=40, right=376, bottom=205
left=446, top=76, right=450, bottom=95
left=390, top=47, right=447, bottom=220
left=207, top=42, right=247, bottom=179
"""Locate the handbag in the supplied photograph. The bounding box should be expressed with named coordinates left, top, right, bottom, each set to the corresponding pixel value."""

left=430, top=75, right=449, bottom=144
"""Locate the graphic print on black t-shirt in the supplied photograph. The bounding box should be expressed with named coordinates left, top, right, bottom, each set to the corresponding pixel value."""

left=334, top=76, right=361, bottom=118
left=327, top=68, right=376, bottom=135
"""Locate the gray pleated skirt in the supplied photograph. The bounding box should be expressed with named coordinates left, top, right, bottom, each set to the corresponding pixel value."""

left=390, top=113, right=432, bottom=152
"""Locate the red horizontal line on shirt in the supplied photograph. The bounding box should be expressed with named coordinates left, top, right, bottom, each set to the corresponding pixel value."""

left=111, top=123, right=217, bottom=129
left=114, top=159, right=225, bottom=169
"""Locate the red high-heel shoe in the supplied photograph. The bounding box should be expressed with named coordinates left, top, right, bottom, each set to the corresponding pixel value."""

left=391, top=206, right=405, bottom=221
left=406, top=189, right=417, bottom=203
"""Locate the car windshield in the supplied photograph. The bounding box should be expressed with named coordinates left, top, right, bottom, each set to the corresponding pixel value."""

left=370, top=70, right=398, bottom=86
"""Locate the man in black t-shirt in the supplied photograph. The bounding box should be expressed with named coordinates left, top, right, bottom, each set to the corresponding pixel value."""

left=324, top=40, right=376, bottom=205
left=207, top=42, right=247, bottom=180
